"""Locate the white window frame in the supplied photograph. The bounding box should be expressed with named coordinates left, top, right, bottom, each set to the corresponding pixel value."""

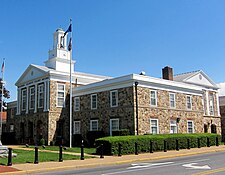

left=150, top=118, right=159, bottom=134
left=91, top=94, right=97, bottom=110
left=21, top=89, right=27, bottom=111
left=29, top=86, right=35, bottom=110
left=186, top=95, right=192, bottom=110
left=10, top=124, right=14, bottom=132
left=110, top=90, right=118, bottom=107
left=74, top=97, right=80, bottom=111
left=57, top=83, right=65, bottom=107
left=73, top=121, right=81, bottom=134
left=90, top=120, right=98, bottom=131
left=150, top=90, right=157, bottom=106
left=170, top=120, right=177, bottom=134
left=169, top=93, right=176, bottom=108
left=110, top=118, right=119, bottom=136
left=187, top=120, right=194, bottom=133
left=38, top=84, right=44, bottom=108
left=209, top=94, right=214, bottom=116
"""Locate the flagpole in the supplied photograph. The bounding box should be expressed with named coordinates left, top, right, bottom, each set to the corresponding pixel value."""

left=69, top=19, right=73, bottom=148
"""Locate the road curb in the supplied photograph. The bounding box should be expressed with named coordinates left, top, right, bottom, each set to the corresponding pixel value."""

left=2, top=146, right=225, bottom=175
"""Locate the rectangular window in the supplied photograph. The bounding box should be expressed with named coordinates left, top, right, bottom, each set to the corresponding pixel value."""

left=169, top=93, right=176, bottom=108
left=10, top=124, right=14, bottom=132
left=209, top=94, right=214, bottom=116
left=29, top=87, right=35, bottom=109
left=91, top=94, right=97, bottom=109
left=187, top=120, right=194, bottom=133
left=73, top=121, right=80, bottom=134
left=57, top=84, right=65, bottom=107
left=21, top=89, right=27, bottom=111
left=110, top=90, right=118, bottom=107
left=150, top=90, right=157, bottom=106
left=170, top=120, right=177, bottom=133
left=110, top=118, right=119, bottom=136
left=74, top=97, right=80, bottom=111
left=186, top=95, right=192, bottom=110
left=90, top=120, right=98, bottom=131
left=150, top=118, right=159, bottom=134
left=38, top=84, right=44, bottom=108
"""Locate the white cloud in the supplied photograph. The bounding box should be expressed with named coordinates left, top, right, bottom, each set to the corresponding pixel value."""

left=217, top=82, right=225, bottom=96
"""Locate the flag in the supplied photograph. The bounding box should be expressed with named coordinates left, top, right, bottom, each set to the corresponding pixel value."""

left=68, top=37, right=72, bottom=51
left=63, top=24, right=72, bottom=37
left=1, top=61, right=4, bottom=73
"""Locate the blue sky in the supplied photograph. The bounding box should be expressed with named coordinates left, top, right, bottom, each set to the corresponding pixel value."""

left=1, top=0, right=225, bottom=101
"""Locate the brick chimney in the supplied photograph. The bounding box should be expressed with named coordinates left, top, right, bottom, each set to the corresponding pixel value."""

left=162, top=66, right=173, bottom=81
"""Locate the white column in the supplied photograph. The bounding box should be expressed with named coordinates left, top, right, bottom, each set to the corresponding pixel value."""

left=44, top=80, right=50, bottom=112
left=16, top=88, right=21, bottom=115
left=34, top=84, right=37, bottom=113
left=44, top=81, right=47, bottom=111
left=26, top=86, right=29, bottom=114
left=216, top=92, right=220, bottom=116
left=205, top=91, right=209, bottom=116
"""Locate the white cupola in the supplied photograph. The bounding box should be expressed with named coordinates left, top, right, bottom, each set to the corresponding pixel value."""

left=44, top=28, right=75, bottom=73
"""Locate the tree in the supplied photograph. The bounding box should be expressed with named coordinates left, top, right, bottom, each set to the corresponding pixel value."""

left=0, top=78, right=10, bottom=111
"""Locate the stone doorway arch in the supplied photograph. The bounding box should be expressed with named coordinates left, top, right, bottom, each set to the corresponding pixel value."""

left=211, top=124, right=217, bottom=134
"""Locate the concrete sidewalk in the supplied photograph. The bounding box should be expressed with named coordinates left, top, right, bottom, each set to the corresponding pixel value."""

left=1, top=145, right=225, bottom=174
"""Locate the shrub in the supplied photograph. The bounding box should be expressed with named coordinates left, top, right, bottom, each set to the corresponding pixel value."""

left=95, top=133, right=221, bottom=155
left=39, top=138, right=45, bottom=146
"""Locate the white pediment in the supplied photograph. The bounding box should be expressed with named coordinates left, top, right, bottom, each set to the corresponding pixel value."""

left=184, top=71, right=217, bottom=88
left=15, top=65, right=48, bottom=86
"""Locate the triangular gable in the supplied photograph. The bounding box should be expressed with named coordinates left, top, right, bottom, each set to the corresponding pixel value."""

left=15, top=64, right=48, bottom=86
left=182, top=71, right=218, bottom=88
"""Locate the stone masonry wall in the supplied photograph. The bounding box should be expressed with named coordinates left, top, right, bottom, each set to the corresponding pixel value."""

left=73, top=87, right=135, bottom=140
left=136, top=87, right=221, bottom=135
left=48, top=80, right=72, bottom=145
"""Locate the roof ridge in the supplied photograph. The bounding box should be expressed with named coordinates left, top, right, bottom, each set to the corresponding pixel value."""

left=174, top=70, right=201, bottom=76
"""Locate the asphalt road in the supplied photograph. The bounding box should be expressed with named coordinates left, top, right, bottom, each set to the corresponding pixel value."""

left=35, top=151, right=225, bottom=175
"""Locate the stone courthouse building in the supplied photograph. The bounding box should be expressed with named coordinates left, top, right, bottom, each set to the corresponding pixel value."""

left=73, top=66, right=221, bottom=140
left=6, top=27, right=221, bottom=145
left=8, top=28, right=109, bottom=145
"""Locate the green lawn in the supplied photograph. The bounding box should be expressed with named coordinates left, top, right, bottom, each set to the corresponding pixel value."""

left=22, top=145, right=96, bottom=155
left=0, top=149, right=93, bottom=165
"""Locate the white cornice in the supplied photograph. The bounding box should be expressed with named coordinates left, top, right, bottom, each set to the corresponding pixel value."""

left=73, top=74, right=204, bottom=97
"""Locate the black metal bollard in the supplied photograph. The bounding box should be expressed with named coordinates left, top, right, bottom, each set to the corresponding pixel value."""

left=207, top=137, right=210, bottom=147
left=59, top=145, right=63, bottom=162
left=100, top=144, right=104, bottom=159
left=216, top=137, right=219, bottom=146
left=7, top=148, right=12, bottom=166
left=176, top=139, right=179, bottom=151
left=198, top=138, right=201, bottom=148
left=150, top=141, right=153, bottom=153
left=187, top=138, right=190, bottom=150
left=135, top=142, right=138, bottom=155
left=81, top=140, right=84, bottom=160
left=118, top=143, right=122, bottom=157
left=164, top=140, right=167, bottom=152
left=34, top=146, right=39, bottom=164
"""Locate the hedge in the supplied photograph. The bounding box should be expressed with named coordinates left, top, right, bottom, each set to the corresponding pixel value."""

left=95, top=133, right=221, bottom=155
